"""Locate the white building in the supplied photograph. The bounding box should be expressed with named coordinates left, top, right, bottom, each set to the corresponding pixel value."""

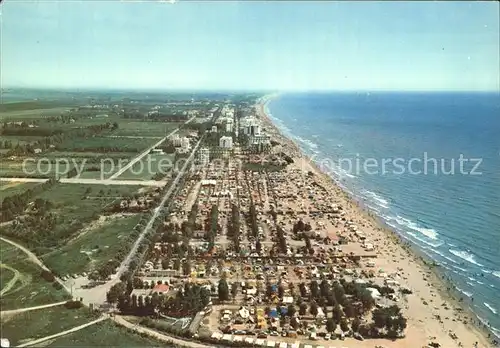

left=180, top=137, right=190, bottom=150
left=197, top=147, right=210, bottom=166
left=219, top=136, right=233, bottom=149
left=171, top=134, right=181, bottom=147
left=211, top=125, right=218, bottom=133
left=225, top=119, right=234, bottom=133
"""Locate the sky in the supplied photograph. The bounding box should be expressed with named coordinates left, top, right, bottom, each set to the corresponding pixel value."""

left=1, top=1, right=499, bottom=91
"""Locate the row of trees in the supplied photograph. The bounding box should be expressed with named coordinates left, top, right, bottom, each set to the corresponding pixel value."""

left=204, top=205, right=219, bottom=250
left=227, top=204, right=241, bottom=253
left=109, top=281, right=210, bottom=318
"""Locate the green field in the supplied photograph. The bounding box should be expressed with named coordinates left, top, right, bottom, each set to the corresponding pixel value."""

left=111, top=121, right=178, bottom=137
left=0, top=106, right=72, bottom=121
left=56, top=136, right=158, bottom=153
left=0, top=240, right=70, bottom=310
left=42, top=214, right=142, bottom=276
left=116, top=153, right=174, bottom=180
left=1, top=183, right=142, bottom=251
left=45, top=320, right=163, bottom=347
left=0, top=306, right=99, bottom=346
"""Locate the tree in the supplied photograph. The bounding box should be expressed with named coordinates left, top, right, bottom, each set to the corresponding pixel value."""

left=326, top=318, right=336, bottom=333
left=218, top=278, right=229, bottom=302
left=231, top=282, right=238, bottom=303
left=299, top=303, right=307, bottom=316
left=332, top=303, right=343, bottom=325
left=351, top=317, right=361, bottom=332
left=310, top=280, right=319, bottom=299
left=309, top=301, right=318, bottom=316
left=106, top=282, right=126, bottom=304
left=344, top=301, right=355, bottom=318
left=340, top=318, right=349, bottom=332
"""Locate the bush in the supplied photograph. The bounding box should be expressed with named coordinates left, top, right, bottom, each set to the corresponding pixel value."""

left=41, top=270, right=56, bottom=282
left=65, top=300, right=83, bottom=309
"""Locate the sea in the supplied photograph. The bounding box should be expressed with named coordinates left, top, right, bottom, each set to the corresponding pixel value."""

left=266, top=92, right=500, bottom=337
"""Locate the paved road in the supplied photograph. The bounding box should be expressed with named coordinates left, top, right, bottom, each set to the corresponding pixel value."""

left=17, top=316, right=108, bottom=347
left=74, top=137, right=203, bottom=305
left=108, top=116, right=195, bottom=180
left=0, top=177, right=168, bottom=187
left=113, top=315, right=211, bottom=348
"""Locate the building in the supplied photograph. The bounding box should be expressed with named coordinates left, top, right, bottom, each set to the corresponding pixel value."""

left=180, top=137, right=190, bottom=150
left=197, top=147, right=210, bottom=166
left=219, top=136, right=233, bottom=149
left=211, top=125, right=218, bottom=133
left=225, top=119, right=234, bottom=133
left=171, top=134, right=181, bottom=147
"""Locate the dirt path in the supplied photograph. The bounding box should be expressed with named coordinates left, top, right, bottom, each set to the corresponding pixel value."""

left=0, top=301, right=67, bottom=316
left=0, top=236, right=71, bottom=294
left=0, top=264, right=20, bottom=296
left=17, top=315, right=108, bottom=347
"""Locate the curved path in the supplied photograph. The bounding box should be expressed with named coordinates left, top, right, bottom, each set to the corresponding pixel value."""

left=17, top=316, right=108, bottom=347
left=0, top=264, right=20, bottom=296
left=0, top=236, right=71, bottom=294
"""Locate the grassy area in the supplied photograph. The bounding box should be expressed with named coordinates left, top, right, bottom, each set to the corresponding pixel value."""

left=0, top=183, right=142, bottom=250
left=0, top=182, right=42, bottom=197
left=42, top=214, right=142, bottom=276
left=45, top=320, right=163, bottom=347
left=56, top=136, right=158, bottom=153
left=0, top=240, right=70, bottom=310
left=111, top=121, right=178, bottom=137
left=116, top=154, right=174, bottom=180
left=0, top=306, right=98, bottom=346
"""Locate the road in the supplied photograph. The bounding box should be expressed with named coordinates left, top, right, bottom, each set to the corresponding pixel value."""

left=108, top=116, right=196, bottom=180
left=73, top=137, right=203, bottom=305
left=0, top=236, right=72, bottom=294
left=17, top=316, right=108, bottom=347
left=0, top=264, right=21, bottom=296
left=0, top=301, right=68, bottom=316
left=0, top=177, right=168, bottom=187
left=113, top=315, right=212, bottom=348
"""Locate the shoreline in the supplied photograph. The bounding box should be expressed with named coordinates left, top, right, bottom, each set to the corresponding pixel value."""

left=257, top=94, right=495, bottom=347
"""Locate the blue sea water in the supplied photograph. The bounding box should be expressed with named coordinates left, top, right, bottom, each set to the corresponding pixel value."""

left=267, top=92, right=500, bottom=335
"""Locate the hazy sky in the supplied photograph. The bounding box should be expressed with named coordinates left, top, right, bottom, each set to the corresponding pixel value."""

left=2, top=1, right=499, bottom=91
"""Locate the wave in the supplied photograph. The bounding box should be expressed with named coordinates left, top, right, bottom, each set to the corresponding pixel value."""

left=362, top=190, right=390, bottom=209
left=384, top=214, right=440, bottom=241
left=493, top=271, right=500, bottom=279
left=407, top=232, right=444, bottom=248
left=456, top=287, right=473, bottom=297
left=295, top=135, right=318, bottom=150
left=449, top=249, right=484, bottom=267
left=484, top=303, right=498, bottom=315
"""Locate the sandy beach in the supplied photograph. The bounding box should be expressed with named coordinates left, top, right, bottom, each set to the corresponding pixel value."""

left=256, top=95, right=492, bottom=348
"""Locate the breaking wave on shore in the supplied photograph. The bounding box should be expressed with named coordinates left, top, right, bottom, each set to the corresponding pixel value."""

left=449, top=249, right=484, bottom=267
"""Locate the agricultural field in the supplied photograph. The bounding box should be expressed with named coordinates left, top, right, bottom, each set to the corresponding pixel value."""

left=115, top=153, right=175, bottom=180
left=44, top=320, right=163, bottom=347
left=0, top=306, right=99, bottom=346
left=0, top=105, right=73, bottom=121
left=42, top=214, right=143, bottom=276
left=110, top=121, right=179, bottom=137
left=0, top=240, right=70, bottom=310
